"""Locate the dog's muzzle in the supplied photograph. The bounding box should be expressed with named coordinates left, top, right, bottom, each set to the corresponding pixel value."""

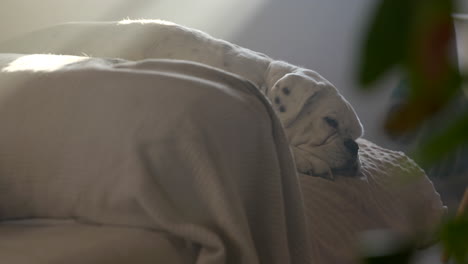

left=344, top=138, right=359, bottom=157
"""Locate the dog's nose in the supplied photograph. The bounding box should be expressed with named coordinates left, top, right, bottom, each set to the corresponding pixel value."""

left=344, top=139, right=359, bottom=156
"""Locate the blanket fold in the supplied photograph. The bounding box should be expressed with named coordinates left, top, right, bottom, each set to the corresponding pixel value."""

left=0, top=54, right=311, bottom=264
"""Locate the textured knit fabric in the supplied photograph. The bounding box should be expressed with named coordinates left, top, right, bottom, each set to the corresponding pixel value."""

left=301, top=138, right=446, bottom=264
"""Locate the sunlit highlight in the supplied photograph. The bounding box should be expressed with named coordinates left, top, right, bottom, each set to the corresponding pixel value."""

left=120, top=0, right=268, bottom=40
left=118, top=19, right=176, bottom=26
left=2, top=54, right=88, bottom=73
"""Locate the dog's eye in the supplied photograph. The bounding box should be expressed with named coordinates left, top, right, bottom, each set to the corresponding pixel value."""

left=324, top=116, right=338, bottom=129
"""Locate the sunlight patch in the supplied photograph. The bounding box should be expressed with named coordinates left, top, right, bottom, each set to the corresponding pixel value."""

left=2, top=54, right=88, bottom=73
left=118, top=19, right=176, bottom=26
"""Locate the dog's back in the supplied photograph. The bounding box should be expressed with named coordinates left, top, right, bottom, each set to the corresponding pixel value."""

left=0, top=20, right=272, bottom=89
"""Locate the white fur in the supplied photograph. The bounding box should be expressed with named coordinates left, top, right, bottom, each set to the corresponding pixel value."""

left=0, top=20, right=364, bottom=178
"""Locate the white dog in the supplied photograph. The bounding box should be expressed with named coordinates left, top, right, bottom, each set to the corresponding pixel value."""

left=0, top=20, right=363, bottom=179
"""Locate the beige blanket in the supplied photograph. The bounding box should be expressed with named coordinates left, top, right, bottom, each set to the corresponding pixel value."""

left=0, top=54, right=311, bottom=264
left=0, top=220, right=193, bottom=264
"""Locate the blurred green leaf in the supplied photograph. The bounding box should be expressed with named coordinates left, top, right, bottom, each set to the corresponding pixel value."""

left=414, top=110, right=468, bottom=166
left=358, top=0, right=414, bottom=86
left=384, top=65, right=462, bottom=136
left=439, top=216, right=468, bottom=264
left=359, top=0, right=461, bottom=140
left=356, top=0, right=468, bottom=262
left=406, top=0, right=455, bottom=93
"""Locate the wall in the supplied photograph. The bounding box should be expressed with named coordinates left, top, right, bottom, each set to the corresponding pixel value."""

left=1, top=0, right=466, bottom=149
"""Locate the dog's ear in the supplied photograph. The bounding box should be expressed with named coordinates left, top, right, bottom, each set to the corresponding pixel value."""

left=265, top=61, right=364, bottom=137
left=267, top=71, right=330, bottom=127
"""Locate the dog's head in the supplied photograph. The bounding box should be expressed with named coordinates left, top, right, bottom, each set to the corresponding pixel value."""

left=266, top=61, right=363, bottom=180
